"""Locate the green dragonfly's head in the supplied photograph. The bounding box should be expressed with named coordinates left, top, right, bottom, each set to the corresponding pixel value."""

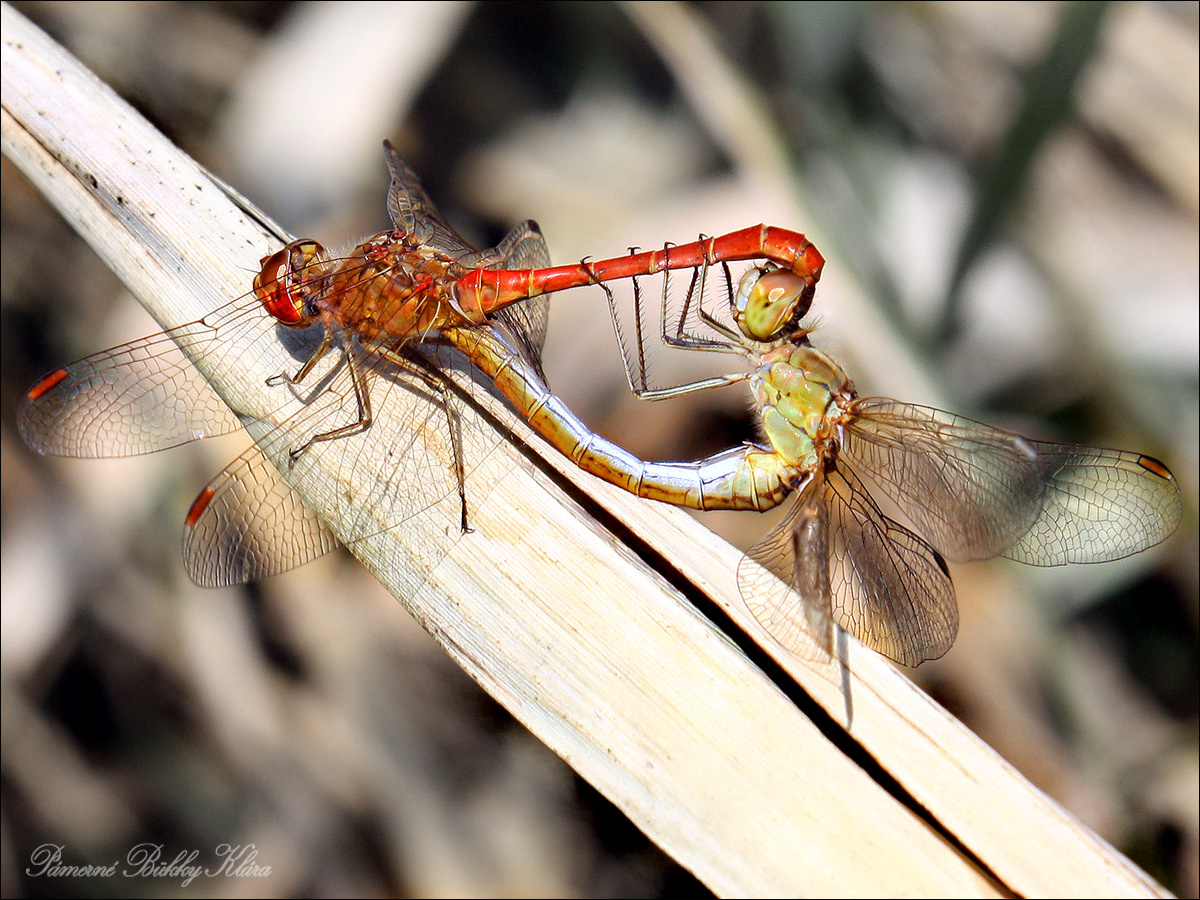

left=733, top=265, right=815, bottom=343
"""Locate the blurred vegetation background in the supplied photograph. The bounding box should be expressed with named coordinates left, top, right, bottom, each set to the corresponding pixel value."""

left=2, top=1, right=1196, bottom=896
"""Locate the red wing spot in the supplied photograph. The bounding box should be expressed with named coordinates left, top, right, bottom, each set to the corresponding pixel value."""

left=1138, top=455, right=1174, bottom=481
left=186, top=487, right=216, bottom=526
left=27, top=368, right=69, bottom=400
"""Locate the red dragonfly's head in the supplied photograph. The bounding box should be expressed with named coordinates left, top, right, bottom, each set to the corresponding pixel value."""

left=253, top=240, right=327, bottom=326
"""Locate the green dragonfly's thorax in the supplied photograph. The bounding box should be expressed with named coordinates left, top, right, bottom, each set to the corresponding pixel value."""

left=752, top=343, right=856, bottom=470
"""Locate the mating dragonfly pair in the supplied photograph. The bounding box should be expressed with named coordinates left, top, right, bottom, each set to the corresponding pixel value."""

left=20, top=142, right=1183, bottom=667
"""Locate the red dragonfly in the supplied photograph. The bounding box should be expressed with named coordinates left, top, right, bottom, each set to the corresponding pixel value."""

left=19, top=141, right=823, bottom=592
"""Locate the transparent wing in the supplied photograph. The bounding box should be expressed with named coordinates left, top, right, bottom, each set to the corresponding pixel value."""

left=484, top=219, right=553, bottom=378
left=824, top=465, right=958, bottom=666
left=843, top=398, right=1047, bottom=561
left=739, top=465, right=958, bottom=667
left=18, top=299, right=268, bottom=458
left=844, top=398, right=1182, bottom=566
left=182, top=442, right=340, bottom=586
left=384, top=141, right=551, bottom=367
left=384, top=140, right=475, bottom=257
left=181, top=334, right=515, bottom=589
left=1002, top=446, right=1182, bottom=565
left=738, top=474, right=835, bottom=662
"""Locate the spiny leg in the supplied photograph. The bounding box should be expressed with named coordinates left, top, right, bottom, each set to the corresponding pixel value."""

left=662, top=240, right=734, bottom=348
left=443, top=374, right=472, bottom=534
left=587, top=256, right=649, bottom=397
left=267, top=325, right=335, bottom=389
left=287, top=349, right=374, bottom=465
left=696, top=262, right=740, bottom=337
left=591, top=250, right=748, bottom=401
left=403, top=351, right=474, bottom=534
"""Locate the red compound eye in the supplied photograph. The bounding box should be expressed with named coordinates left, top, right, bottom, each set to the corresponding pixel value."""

left=253, top=240, right=324, bottom=325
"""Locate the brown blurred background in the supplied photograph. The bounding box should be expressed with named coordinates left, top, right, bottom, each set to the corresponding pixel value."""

left=2, top=2, right=1196, bottom=896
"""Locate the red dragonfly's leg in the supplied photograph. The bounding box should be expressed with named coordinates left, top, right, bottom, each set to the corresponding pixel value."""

left=285, top=349, right=373, bottom=463
left=403, top=352, right=473, bottom=534
left=267, top=325, right=335, bottom=389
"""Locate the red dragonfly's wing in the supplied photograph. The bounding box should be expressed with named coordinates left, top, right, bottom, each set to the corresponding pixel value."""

left=384, top=140, right=475, bottom=258
left=478, top=220, right=552, bottom=380
left=18, top=298, right=270, bottom=458
left=181, top=333, right=518, bottom=588
left=842, top=398, right=1182, bottom=565
left=740, top=465, right=959, bottom=667
left=383, top=140, right=551, bottom=365
left=182, top=439, right=340, bottom=586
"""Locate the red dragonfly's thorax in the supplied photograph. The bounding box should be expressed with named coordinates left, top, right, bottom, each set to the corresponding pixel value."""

left=253, top=232, right=481, bottom=346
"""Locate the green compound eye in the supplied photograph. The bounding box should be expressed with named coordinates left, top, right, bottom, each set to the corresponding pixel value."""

left=735, top=268, right=813, bottom=341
